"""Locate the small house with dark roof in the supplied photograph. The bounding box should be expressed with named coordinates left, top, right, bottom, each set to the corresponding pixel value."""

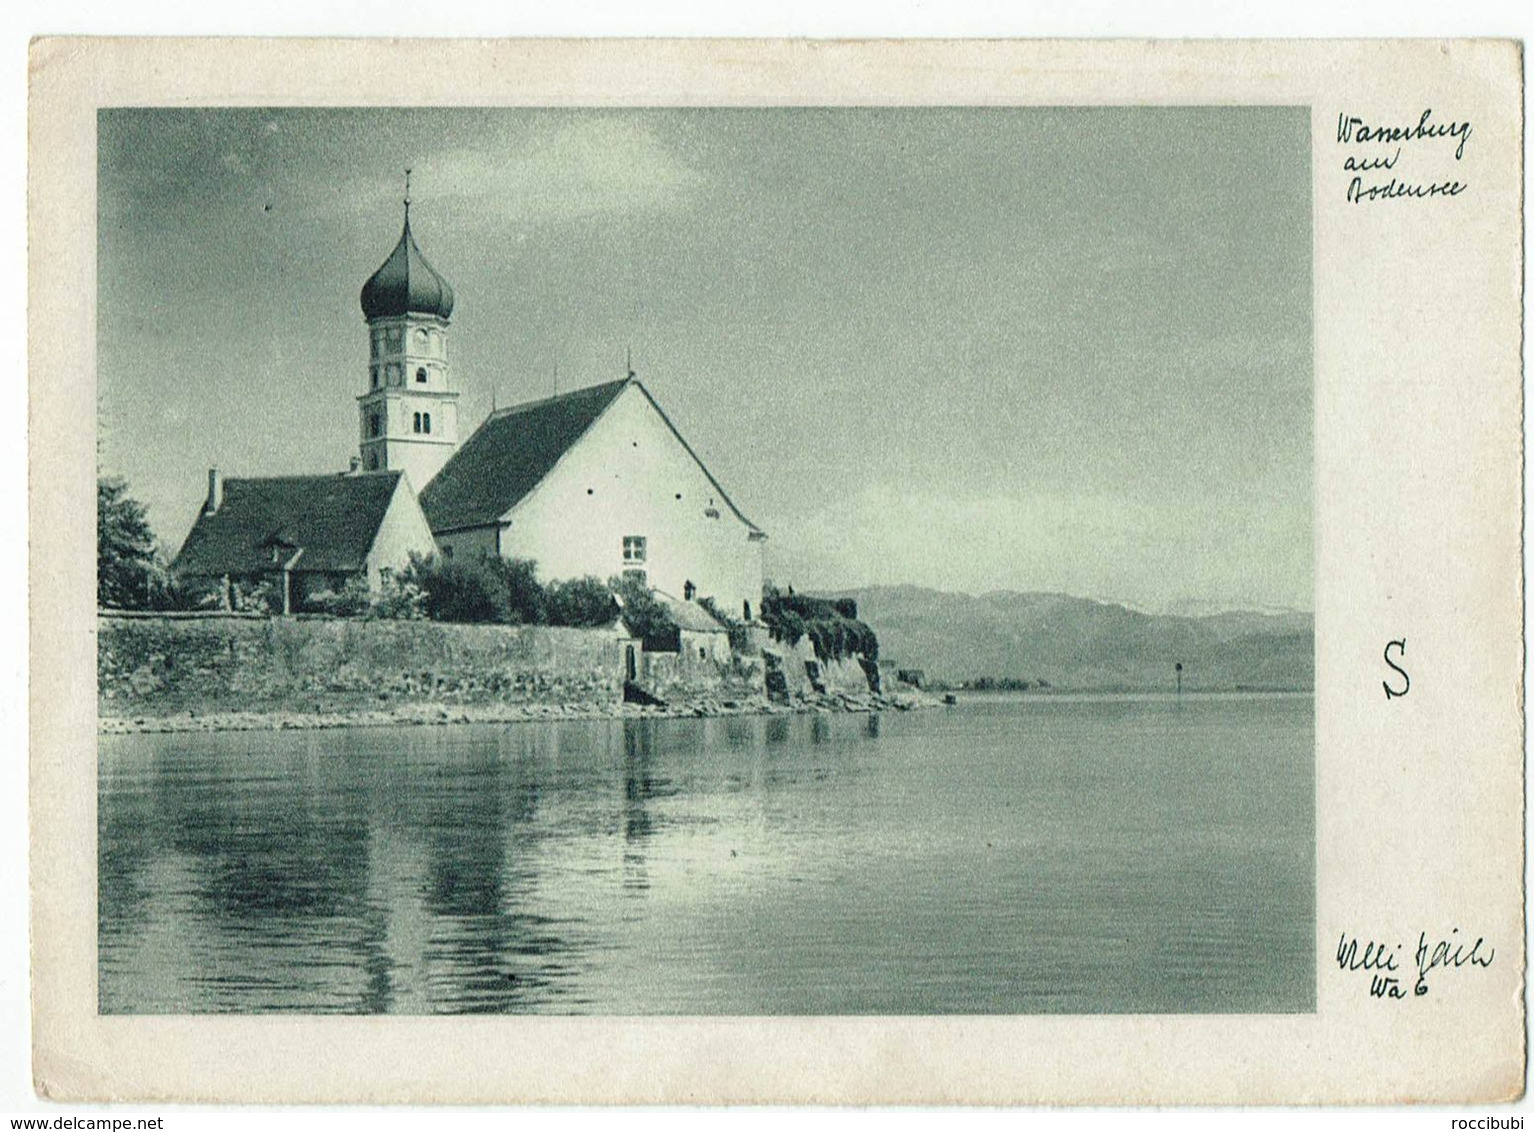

left=650, top=589, right=734, bottom=664
left=421, top=375, right=767, bottom=624
left=172, top=469, right=437, bottom=613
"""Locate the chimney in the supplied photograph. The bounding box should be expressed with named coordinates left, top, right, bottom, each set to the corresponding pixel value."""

left=205, top=468, right=223, bottom=516
left=348, top=456, right=362, bottom=474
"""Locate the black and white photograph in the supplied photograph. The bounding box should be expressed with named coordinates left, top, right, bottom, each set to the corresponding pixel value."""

left=22, top=35, right=1523, bottom=1108
left=94, top=105, right=1314, bottom=1017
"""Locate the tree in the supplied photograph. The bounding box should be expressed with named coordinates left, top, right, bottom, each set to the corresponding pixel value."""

left=97, top=476, right=164, bottom=609
left=545, top=576, right=619, bottom=628
left=495, top=557, right=546, bottom=625
left=609, top=574, right=677, bottom=646
left=404, top=552, right=511, bottom=624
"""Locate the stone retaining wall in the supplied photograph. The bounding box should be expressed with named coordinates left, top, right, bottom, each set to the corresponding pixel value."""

left=98, top=614, right=634, bottom=717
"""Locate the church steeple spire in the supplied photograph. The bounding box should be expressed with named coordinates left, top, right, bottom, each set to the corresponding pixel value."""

left=357, top=179, right=460, bottom=490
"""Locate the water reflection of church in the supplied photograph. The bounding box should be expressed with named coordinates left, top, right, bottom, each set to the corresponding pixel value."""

left=100, top=713, right=864, bottom=1014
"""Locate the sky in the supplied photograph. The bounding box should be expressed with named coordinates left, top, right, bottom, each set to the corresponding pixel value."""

left=98, top=107, right=1312, bottom=613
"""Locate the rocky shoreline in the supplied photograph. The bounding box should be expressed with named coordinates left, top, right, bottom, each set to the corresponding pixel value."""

left=98, top=689, right=939, bottom=734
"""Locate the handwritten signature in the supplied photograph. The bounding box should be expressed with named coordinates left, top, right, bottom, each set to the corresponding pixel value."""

left=1336, top=930, right=1495, bottom=999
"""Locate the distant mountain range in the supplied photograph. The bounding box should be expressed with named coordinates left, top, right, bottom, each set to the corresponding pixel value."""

left=824, top=585, right=1313, bottom=692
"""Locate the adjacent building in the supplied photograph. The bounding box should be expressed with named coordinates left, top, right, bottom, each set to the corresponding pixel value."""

left=171, top=468, right=437, bottom=613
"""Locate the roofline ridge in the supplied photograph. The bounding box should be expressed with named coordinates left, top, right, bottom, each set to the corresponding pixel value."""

left=420, top=377, right=628, bottom=506
left=218, top=470, right=402, bottom=483
left=487, top=375, right=632, bottom=419
left=629, top=382, right=766, bottom=535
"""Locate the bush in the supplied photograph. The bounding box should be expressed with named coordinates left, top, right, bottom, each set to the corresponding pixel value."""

left=761, top=584, right=878, bottom=662
left=609, top=574, right=677, bottom=648
left=697, top=596, right=750, bottom=653
left=302, top=576, right=373, bottom=617
left=405, top=553, right=512, bottom=624
left=231, top=578, right=280, bottom=615
left=495, top=557, right=546, bottom=626
left=546, top=576, right=619, bottom=628
left=372, top=572, right=427, bottom=620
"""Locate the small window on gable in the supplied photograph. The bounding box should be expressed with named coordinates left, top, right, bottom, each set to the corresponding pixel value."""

left=442, top=544, right=454, bottom=559
left=622, top=535, right=647, bottom=565
left=416, top=367, right=428, bottom=383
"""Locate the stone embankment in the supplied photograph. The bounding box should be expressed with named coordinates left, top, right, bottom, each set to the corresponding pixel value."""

left=98, top=613, right=933, bottom=734
left=100, top=689, right=934, bottom=734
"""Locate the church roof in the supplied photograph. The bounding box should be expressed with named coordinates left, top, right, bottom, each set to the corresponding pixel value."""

left=360, top=215, right=455, bottom=321
left=173, top=471, right=407, bottom=577
left=419, top=377, right=764, bottom=535
left=419, top=378, right=630, bottom=532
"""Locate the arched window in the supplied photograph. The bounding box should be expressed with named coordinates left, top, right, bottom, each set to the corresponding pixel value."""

left=368, top=412, right=382, bottom=439
left=412, top=412, right=421, bottom=433
left=370, top=368, right=379, bottom=390
left=416, top=367, right=428, bottom=383
left=423, top=412, right=431, bottom=434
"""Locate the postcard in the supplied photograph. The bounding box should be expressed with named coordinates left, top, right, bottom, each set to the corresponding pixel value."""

left=28, top=37, right=1524, bottom=1104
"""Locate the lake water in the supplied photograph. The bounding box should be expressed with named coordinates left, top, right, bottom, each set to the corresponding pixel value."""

left=99, top=693, right=1314, bottom=1014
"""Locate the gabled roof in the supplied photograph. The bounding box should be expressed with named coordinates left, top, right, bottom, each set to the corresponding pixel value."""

left=418, top=376, right=764, bottom=535
left=419, top=378, right=629, bottom=532
left=652, top=590, right=730, bottom=634
left=173, top=471, right=406, bottom=577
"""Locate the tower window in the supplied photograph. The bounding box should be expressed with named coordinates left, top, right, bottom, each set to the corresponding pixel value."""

left=368, top=412, right=382, bottom=439
left=416, top=367, right=428, bottom=383
left=423, top=412, right=432, bottom=434
left=366, top=451, right=378, bottom=470
left=622, top=536, right=647, bottom=564
left=370, top=368, right=379, bottom=390
left=412, top=412, right=421, bottom=434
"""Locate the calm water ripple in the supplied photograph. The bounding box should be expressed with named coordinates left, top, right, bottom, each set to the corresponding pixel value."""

left=99, top=693, right=1314, bottom=1014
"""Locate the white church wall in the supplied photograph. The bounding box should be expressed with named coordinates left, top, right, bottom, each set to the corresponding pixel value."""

left=499, top=384, right=765, bottom=619
left=435, top=524, right=499, bottom=561
left=364, top=475, right=440, bottom=586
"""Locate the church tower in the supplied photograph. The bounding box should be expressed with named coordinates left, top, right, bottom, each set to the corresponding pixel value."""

left=358, top=175, right=459, bottom=491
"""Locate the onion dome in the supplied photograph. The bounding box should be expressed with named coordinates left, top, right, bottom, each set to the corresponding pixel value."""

left=360, top=212, right=455, bottom=321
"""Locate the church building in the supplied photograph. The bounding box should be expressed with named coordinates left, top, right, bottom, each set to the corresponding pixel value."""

left=175, top=185, right=767, bottom=623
